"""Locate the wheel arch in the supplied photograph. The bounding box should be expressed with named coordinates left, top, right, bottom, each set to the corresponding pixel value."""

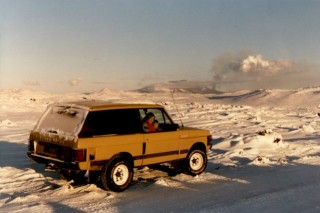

left=91, top=152, right=134, bottom=171
left=110, top=152, right=134, bottom=167
left=189, top=142, right=207, bottom=154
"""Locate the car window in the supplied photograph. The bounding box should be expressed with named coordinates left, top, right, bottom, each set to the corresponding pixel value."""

left=139, top=108, right=173, bottom=124
left=34, top=105, right=87, bottom=136
left=79, top=109, right=142, bottom=137
left=140, top=108, right=178, bottom=132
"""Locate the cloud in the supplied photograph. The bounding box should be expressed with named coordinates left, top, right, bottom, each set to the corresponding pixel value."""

left=239, top=55, right=294, bottom=76
left=68, top=77, right=82, bottom=86
left=92, top=81, right=107, bottom=85
left=210, top=50, right=311, bottom=91
left=138, top=74, right=163, bottom=87
left=23, top=80, right=41, bottom=86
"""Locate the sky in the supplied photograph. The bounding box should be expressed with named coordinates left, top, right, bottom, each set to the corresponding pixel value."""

left=1, top=0, right=320, bottom=93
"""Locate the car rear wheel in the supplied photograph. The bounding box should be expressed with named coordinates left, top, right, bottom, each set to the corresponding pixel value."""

left=100, top=157, right=133, bottom=192
left=184, top=149, right=207, bottom=176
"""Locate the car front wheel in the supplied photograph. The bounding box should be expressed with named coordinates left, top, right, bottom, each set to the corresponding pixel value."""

left=184, top=149, right=207, bottom=176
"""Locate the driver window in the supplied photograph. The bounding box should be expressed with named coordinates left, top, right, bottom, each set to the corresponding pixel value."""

left=140, top=108, right=176, bottom=133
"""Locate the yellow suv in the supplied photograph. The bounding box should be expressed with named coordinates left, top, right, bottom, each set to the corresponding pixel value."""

left=27, top=101, right=212, bottom=192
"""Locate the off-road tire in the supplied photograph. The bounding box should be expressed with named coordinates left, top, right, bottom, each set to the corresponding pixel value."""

left=100, top=157, right=133, bottom=192
left=184, top=149, right=207, bottom=176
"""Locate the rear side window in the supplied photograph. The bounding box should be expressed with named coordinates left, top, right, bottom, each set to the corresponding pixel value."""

left=79, top=109, right=142, bottom=137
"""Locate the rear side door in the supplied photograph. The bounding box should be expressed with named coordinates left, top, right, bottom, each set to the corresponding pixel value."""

left=140, top=108, right=181, bottom=165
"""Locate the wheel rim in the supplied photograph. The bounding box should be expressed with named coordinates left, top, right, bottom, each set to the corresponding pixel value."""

left=189, top=152, right=204, bottom=171
left=112, top=164, right=129, bottom=186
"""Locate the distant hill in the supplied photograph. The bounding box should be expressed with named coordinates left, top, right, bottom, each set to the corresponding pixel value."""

left=1, top=84, right=319, bottom=107
left=209, top=86, right=320, bottom=107
left=135, top=80, right=221, bottom=94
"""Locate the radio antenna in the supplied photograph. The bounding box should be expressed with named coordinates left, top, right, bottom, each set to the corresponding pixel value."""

left=170, top=89, right=184, bottom=128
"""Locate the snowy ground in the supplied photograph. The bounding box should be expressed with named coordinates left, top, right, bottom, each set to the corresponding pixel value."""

left=1, top=86, right=320, bottom=212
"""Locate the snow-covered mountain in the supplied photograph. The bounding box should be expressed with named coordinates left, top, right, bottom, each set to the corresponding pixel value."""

left=1, top=84, right=320, bottom=107
left=136, top=80, right=220, bottom=94
left=209, top=86, right=320, bottom=107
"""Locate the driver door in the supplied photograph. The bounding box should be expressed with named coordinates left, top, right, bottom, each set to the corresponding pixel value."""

left=139, top=108, right=181, bottom=165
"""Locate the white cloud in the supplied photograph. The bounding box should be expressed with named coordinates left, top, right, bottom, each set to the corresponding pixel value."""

left=23, top=80, right=41, bottom=86
left=68, top=77, right=82, bottom=86
left=240, top=55, right=294, bottom=76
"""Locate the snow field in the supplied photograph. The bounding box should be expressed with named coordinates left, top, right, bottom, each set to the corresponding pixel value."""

left=1, top=87, right=320, bottom=212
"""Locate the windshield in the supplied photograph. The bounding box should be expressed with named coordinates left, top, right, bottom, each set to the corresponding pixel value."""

left=34, top=105, right=88, bottom=136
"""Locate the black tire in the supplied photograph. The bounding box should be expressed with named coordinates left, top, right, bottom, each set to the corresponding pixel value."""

left=100, top=157, right=133, bottom=192
left=184, top=149, right=207, bottom=176
left=88, top=171, right=101, bottom=184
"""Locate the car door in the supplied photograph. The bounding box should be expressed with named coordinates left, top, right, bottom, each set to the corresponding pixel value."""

left=140, top=108, right=180, bottom=165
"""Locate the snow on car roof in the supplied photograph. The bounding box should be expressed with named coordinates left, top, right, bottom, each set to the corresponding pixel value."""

left=49, top=100, right=163, bottom=111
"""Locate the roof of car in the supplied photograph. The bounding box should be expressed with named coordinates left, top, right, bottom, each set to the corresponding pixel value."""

left=51, top=100, right=163, bottom=111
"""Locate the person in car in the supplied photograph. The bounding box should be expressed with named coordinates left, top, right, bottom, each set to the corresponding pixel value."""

left=153, top=120, right=159, bottom=131
left=143, top=112, right=158, bottom=132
